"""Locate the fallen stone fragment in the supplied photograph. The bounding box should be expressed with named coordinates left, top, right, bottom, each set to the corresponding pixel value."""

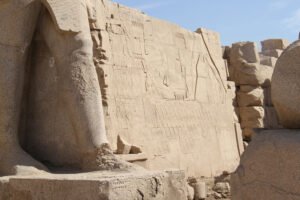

left=130, top=145, right=142, bottom=154
left=117, top=135, right=131, bottom=154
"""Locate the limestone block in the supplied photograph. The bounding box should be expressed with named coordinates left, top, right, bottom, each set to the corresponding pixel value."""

left=239, top=107, right=264, bottom=129
left=237, top=87, right=264, bottom=107
left=231, top=130, right=300, bottom=200
left=261, top=49, right=283, bottom=58
left=230, top=42, right=260, bottom=64
left=230, top=42, right=273, bottom=86
left=0, top=170, right=186, bottom=200
left=231, top=63, right=273, bottom=86
left=259, top=54, right=277, bottom=67
left=261, top=39, right=290, bottom=51
left=272, top=40, right=300, bottom=128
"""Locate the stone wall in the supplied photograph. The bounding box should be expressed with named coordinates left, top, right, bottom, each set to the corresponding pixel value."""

left=224, top=39, right=289, bottom=142
left=91, top=0, right=243, bottom=177
left=24, top=0, right=243, bottom=178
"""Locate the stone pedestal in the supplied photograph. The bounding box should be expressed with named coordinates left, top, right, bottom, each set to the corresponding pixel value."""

left=0, top=169, right=186, bottom=200
left=231, top=129, right=300, bottom=200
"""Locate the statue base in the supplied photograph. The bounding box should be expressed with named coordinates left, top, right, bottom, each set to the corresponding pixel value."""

left=0, top=169, right=186, bottom=200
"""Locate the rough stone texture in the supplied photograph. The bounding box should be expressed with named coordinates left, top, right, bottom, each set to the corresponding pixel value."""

left=261, top=49, right=283, bottom=58
left=259, top=54, right=277, bottom=67
left=231, top=130, right=300, bottom=200
left=0, top=169, right=186, bottom=200
left=117, top=135, right=131, bottom=154
left=261, top=39, right=290, bottom=51
left=0, top=0, right=133, bottom=177
left=239, top=107, right=265, bottom=129
left=231, top=42, right=260, bottom=63
left=229, top=42, right=273, bottom=86
left=226, top=39, right=288, bottom=141
left=83, top=0, right=243, bottom=177
left=237, top=87, right=264, bottom=107
left=272, top=40, right=300, bottom=128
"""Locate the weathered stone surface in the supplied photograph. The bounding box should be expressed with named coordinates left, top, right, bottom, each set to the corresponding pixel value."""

left=0, top=0, right=243, bottom=180
left=230, top=42, right=273, bottom=86
left=259, top=54, right=277, bottom=67
left=231, top=42, right=260, bottom=64
left=0, top=170, right=186, bottom=200
left=261, top=49, right=283, bottom=58
left=41, top=0, right=82, bottom=32
left=261, top=39, right=290, bottom=51
left=130, top=145, right=143, bottom=154
left=87, top=0, right=243, bottom=177
left=117, top=135, right=131, bottom=154
left=272, top=40, right=300, bottom=128
left=231, top=130, right=300, bottom=200
left=239, top=107, right=265, bottom=129
left=237, top=87, right=264, bottom=107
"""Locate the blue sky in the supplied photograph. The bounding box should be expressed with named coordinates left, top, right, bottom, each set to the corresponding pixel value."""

left=110, top=0, right=300, bottom=47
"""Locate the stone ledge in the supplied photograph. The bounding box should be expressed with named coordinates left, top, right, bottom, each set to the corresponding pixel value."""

left=0, top=169, right=186, bottom=200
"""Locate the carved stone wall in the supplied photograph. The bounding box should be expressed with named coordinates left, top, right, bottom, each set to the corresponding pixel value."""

left=91, top=0, right=243, bottom=177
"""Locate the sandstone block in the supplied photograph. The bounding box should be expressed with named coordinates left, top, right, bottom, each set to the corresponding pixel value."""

left=231, top=130, right=300, bottom=200
left=237, top=87, right=264, bottom=107
left=231, top=63, right=273, bottom=86
left=261, top=39, right=290, bottom=51
left=259, top=54, right=277, bottom=67
left=261, top=49, right=283, bottom=58
left=272, top=40, right=300, bottom=128
left=0, top=170, right=186, bottom=200
left=229, top=42, right=273, bottom=86
left=239, top=106, right=264, bottom=129
left=230, top=42, right=260, bottom=64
